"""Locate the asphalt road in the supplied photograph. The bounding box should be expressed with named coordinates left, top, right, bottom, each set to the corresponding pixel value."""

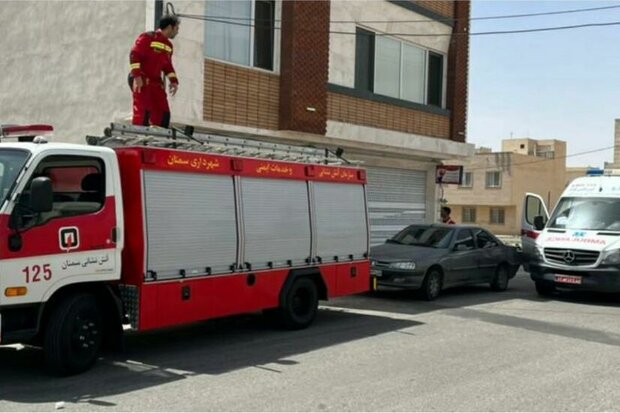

left=2, top=270, right=620, bottom=411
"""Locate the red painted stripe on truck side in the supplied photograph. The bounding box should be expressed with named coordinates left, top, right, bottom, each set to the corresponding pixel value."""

left=137, top=261, right=370, bottom=331
left=115, top=147, right=367, bottom=184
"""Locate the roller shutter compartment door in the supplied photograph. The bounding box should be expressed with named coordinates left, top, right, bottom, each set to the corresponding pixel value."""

left=366, top=167, right=427, bottom=246
left=314, top=182, right=368, bottom=262
left=240, top=177, right=311, bottom=270
left=143, top=171, right=238, bottom=279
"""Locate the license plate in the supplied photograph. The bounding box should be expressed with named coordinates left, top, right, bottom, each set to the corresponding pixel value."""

left=554, top=275, right=582, bottom=285
left=371, top=269, right=382, bottom=277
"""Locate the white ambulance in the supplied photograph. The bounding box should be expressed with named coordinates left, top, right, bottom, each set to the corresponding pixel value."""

left=522, top=172, right=620, bottom=296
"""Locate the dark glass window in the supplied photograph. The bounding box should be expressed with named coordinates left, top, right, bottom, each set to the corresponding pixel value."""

left=427, top=52, right=443, bottom=107
left=354, top=28, right=375, bottom=91
left=454, top=229, right=475, bottom=250
left=254, top=0, right=275, bottom=70
left=475, top=230, right=498, bottom=249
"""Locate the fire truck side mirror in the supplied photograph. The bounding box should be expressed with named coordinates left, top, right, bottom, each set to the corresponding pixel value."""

left=30, top=177, right=53, bottom=213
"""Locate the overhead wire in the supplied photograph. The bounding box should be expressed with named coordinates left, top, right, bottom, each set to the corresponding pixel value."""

left=180, top=3, right=620, bottom=25
left=177, top=12, right=620, bottom=37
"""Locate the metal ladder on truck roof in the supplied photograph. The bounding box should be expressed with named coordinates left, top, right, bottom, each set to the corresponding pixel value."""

left=86, top=123, right=360, bottom=166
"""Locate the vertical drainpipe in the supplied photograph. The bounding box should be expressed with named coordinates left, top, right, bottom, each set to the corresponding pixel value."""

left=154, top=0, right=164, bottom=29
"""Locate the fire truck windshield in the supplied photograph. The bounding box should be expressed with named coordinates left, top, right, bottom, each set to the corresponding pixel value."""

left=0, top=149, right=30, bottom=204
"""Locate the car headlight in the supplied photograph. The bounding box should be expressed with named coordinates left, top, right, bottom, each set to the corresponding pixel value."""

left=533, top=246, right=544, bottom=261
left=370, top=259, right=377, bottom=267
left=388, top=261, right=416, bottom=270
left=601, top=249, right=620, bottom=265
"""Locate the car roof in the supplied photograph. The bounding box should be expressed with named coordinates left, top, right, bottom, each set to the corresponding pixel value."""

left=406, top=223, right=494, bottom=232
left=429, top=223, right=480, bottom=229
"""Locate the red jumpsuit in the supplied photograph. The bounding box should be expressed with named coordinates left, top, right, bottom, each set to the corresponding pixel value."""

left=129, top=29, right=179, bottom=127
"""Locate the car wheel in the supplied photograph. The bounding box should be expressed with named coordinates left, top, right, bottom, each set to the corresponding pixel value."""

left=535, top=280, right=555, bottom=297
left=490, top=265, right=510, bottom=291
left=421, top=269, right=442, bottom=301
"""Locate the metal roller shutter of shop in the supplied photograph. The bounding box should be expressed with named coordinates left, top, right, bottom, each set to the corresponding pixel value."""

left=366, top=166, right=427, bottom=245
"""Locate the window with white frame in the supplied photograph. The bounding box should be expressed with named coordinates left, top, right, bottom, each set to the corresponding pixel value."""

left=462, top=207, right=476, bottom=223
left=485, top=171, right=501, bottom=188
left=490, top=207, right=505, bottom=225
left=460, top=172, right=473, bottom=188
left=205, top=0, right=276, bottom=71
left=355, top=29, right=444, bottom=107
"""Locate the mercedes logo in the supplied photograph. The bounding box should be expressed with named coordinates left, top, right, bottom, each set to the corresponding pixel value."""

left=563, top=250, right=576, bottom=264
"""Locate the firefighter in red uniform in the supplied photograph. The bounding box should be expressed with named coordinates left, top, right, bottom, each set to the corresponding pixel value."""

left=128, top=15, right=180, bottom=128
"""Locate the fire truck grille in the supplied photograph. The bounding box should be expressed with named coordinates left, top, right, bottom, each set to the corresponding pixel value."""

left=544, top=248, right=599, bottom=266
left=119, top=285, right=139, bottom=330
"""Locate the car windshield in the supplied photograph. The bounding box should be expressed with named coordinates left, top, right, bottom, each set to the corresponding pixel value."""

left=0, top=149, right=29, bottom=204
left=548, top=197, right=620, bottom=231
left=389, top=225, right=454, bottom=248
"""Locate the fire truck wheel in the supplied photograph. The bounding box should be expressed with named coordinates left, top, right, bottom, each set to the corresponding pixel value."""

left=278, top=277, right=318, bottom=330
left=44, top=293, right=103, bottom=375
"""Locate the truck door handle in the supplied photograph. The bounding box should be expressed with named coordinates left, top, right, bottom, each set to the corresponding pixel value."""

left=111, top=227, right=118, bottom=243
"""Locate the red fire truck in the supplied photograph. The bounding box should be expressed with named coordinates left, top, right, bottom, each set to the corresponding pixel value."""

left=0, top=123, right=372, bottom=375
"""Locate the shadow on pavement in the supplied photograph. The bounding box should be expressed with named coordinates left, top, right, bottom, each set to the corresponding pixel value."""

left=328, top=273, right=534, bottom=316
left=329, top=271, right=620, bottom=351
left=0, top=308, right=420, bottom=405
left=331, top=271, right=620, bottom=317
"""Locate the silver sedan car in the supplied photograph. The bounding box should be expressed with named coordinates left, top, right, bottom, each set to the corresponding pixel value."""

left=370, top=224, right=521, bottom=300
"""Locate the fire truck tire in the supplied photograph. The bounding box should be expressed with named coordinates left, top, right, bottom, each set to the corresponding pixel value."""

left=277, top=277, right=318, bottom=330
left=44, top=293, right=103, bottom=375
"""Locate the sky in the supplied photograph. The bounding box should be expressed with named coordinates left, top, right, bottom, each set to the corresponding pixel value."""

left=468, top=0, right=620, bottom=168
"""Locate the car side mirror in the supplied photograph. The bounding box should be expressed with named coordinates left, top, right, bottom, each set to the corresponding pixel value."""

left=30, top=177, right=53, bottom=213
left=533, top=215, right=545, bottom=231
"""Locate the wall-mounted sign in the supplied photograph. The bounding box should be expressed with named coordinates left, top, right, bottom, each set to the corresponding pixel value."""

left=435, top=165, right=463, bottom=185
